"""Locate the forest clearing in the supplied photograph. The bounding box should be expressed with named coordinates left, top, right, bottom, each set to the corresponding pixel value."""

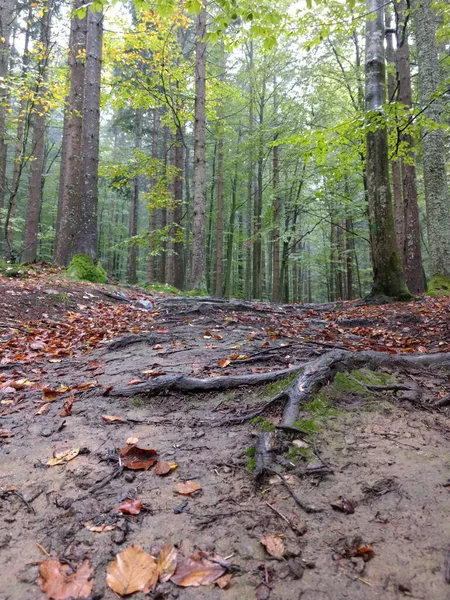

left=1, top=267, right=450, bottom=599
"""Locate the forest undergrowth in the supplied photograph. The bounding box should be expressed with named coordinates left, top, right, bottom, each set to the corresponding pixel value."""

left=1, top=265, right=450, bottom=600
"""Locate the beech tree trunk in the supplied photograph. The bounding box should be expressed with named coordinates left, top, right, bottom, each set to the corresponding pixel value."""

left=365, top=0, right=410, bottom=299
left=23, top=1, right=53, bottom=262
left=128, top=108, right=142, bottom=284
left=215, top=136, right=224, bottom=297
left=54, top=0, right=87, bottom=265
left=189, top=2, right=207, bottom=290
left=272, top=127, right=280, bottom=301
left=253, top=76, right=265, bottom=299
left=0, top=0, right=13, bottom=248
left=73, top=6, right=103, bottom=259
left=173, top=125, right=184, bottom=289
left=412, top=0, right=450, bottom=278
left=147, top=107, right=159, bottom=283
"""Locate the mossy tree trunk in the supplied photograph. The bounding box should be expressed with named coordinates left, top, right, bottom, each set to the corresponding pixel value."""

left=365, top=0, right=410, bottom=299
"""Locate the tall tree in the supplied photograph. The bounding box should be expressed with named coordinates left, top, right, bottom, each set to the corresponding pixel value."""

left=365, top=0, right=410, bottom=298
left=189, top=1, right=207, bottom=290
left=128, top=108, right=142, bottom=283
left=412, top=0, right=450, bottom=280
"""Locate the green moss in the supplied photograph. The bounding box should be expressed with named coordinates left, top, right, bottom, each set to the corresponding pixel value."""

left=131, top=396, right=146, bottom=407
left=333, top=372, right=367, bottom=394
left=67, top=254, right=107, bottom=284
left=427, top=275, right=450, bottom=297
left=250, top=416, right=275, bottom=431
left=285, top=446, right=312, bottom=463
left=263, top=372, right=298, bottom=398
left=293, top=419, right=320, bottom=433
left=303, top=394, right=342, bottom=417
left=49, top=292, right=70, bottom=303
left=244, top=446, right=256, bottom=457
left=145, top=283, right=181, bottom=295
left=351, top=368, right=395, bottom=386
left=246, top=457, right=256, bottom=472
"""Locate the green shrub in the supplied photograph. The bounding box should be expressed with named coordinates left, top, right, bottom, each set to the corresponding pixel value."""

left=67, top=254, right=107, bottom=284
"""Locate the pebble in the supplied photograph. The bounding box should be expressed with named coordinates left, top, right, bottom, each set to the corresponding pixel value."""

left=124, top=473, right=135, bottom=483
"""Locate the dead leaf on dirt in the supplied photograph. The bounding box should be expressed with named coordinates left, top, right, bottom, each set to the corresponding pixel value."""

left=219, top=358, right=231, bottom=368
left=0, top=429, right=14, bottom=438
left=126, top=436, right=139, bottom=445
left=47, top=448, right=79, bottom=466
left=120, top=445, right=158, bottom=470
left=87, top=359, right=103, bottom=371
left=127, top=379, right=143, bottom=386
left=215, top=573, right=233, bottom=588
left=39, top=558, right=94, bottom=600
left=171, top=552, right=225, bottom=587
left=84, top=521, right=116, bottom=533
left=353, top=545, right=374, bottom=560
left=36, top=403, right=50, bottom=415
left=260, top=534, right=285, bottom=558
left=102, top=414, right=126, bottom=423
left=59, top=392, right=74, bottom=417
left=76, top=380, right=99, bottom=391
left=106, top=544, right=157, bottom=596
left=157, top=545, right=178, bottom=583
left=48, top=358, right=62, bottom=363
left=30, top=340, right=47, bottom=351
left=255, top=582, right=271, bottom=599
left=154, top=460, right=178, bottom=476
left=116, top=498, right=143, bottom=515
left=42, top=388, right=65, bottom=402
left=174, top=481, right=202, bottom=495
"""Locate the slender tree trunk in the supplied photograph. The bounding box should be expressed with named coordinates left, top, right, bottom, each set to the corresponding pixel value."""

left=147, top=107, right=159, bottom=283
left=159, top=124, right=169, bottom=283
left=412, top=0, right=450, bottom=279
left=215, top=136, right=224, bottom=297
left=54, top=0, right=87, bottom=265
left=0, top=0, right=13, bottom=248
left=206, top=140, right=216, bottom=292
left=128, top=108, right=142, bottom=283
left=173, top=125, right=184, bottom=289
left=272, top=81, right=280, bottom=303
left=365, top=0, right=409, bottom=298
left=73, top=6, right=103, bottom=259
left=189, top=2, right=207, bottom=290
left=253, top=78, right=265, bottom=299
left=244, top=42, right=253, bottom=300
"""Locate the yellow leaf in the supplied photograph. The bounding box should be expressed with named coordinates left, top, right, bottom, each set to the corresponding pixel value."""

left=47, top=448, right=79, bottom=466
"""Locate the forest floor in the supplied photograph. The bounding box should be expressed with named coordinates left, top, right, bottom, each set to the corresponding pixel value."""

left=1, top=264, right=450, bottom=600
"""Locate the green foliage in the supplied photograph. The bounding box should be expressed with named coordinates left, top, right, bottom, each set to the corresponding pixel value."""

left=262, top=373, right=297, bottom=397
left=145, top=283, right=181, bottom=295
left=67, top=254, right=108, bottom=284
left=303, top=394, right=342, bottom=417
left=293, top=419, right=320, bottom=433
left=285, top=445, right=312, bottom=463
left=250, top=416, right=276, bottom=431
left=427, top=275, right=450, bottom=297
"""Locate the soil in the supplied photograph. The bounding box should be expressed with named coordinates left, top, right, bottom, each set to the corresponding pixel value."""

left=1, top=269, right=450, bottom=600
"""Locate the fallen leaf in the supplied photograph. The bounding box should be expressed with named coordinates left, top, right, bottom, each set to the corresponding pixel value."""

left=84, top=521, right=116, bottom=532
left=127, top=379, right=143, bottom=386
left=31, top=340, right=47, bottom=351
left=152, top=345, right=163, bottom=350
left=120, top=445, right=158, bottom=470
left=36, top=403, right=50, bottom=415
left=215, top=573, right=233, bottom=588
left=48, top=358, right=62, bottom=363
left=59, top=392, right=74, bottom=417
left=126, top=436, right=139, bottom=445
left=260, top=534, right=285, bottom=558
left=39, top=558, right=94, bottom=600
left=42, top=388, right=65, bottom=402
left=256, top=582, right=271, bottom=599
left=102, top=415, right=126, bottom=423
left=155, top=460, right=178, bottom=475
left=116, top=498, right=142, bottom=515
left=171, top=552, right=225, bottom=587
left=175, top=481, right=202, bottom=495
left=0, top=429, right=14, bottom=438
left=219, top=358, right=231, bottom=368
left=47, top=448, right=79, bottom=466
left=87, top=359, right=103, bottom=371
left=157, top=545, right=178, bottom=583
left=106, top=544, right=157, bottom=595
left=76, top=380, right=99, bottom=391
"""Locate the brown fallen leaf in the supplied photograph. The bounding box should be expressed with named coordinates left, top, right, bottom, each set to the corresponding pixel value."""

left=215, top=573, right=233, bottom=589
left=39, top=558, right=94, bottom=600
left=116, top=498, right=142, bottom=515
left=47, top=448, right=80, bottom=466
left=171, top=552, right=225, bottom=587
left=256, top=582, right=271, bottom=599
left=42, top=388, right=65, bottom=402
left=157, top=545, right=178, bottom=583
left=0, top=429, right=14, bottom=438
left=84, top=521, right=116, bottom=533
left=36, top=403, right=50, bottom=415
left=76, top=380, right=99, bottom=391
left=155, top=460, right=178, bottom=476
left=59, top=392, right=74, bottom=417
left=102, top=414, right=126, bottom=423
left=127, top=379, right=143, bottom=386
left=120, top=445, right=158, bottom=470
left=126, top=436, right=139, bottom=445
left=260, top=534, right=285, bottom=558
left=87, top=359, right=104, bottom=371
left=106, top=544, right=158, bottom=595
left=219, top=358, right=231, bottom=368
left=174, top=481, right=202, bottom=495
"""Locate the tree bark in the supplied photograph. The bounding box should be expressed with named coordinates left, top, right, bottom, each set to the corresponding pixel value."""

left=54, top=0, right=87, bottom=265
left=412, top=0, right=450, bottom=278
left=128, top=108, right=142, bottom=284
left=272, top=139, right=280, bottom=302
left=189, top=2, right=207, bottom=290
left=253, top=75, right=265, bottom=299
left=147, top=107, right=159, bottom=283
left=365, top=0, right=410, bottom=299
left=215, top=136, right=224, bottom=297
left=0, top=0, right=13, bottom=248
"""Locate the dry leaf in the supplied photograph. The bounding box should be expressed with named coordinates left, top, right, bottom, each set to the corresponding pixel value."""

left=260, top=534, right=285, bottom=558
left=116, top=498, right=142, bottom=515
left=127, top=379, right=143, bottom=386
left=84, top=521, right=116, bottom=533
left=36, top=403, right=50, bottom=415
left=157, top=545, right=178, bottom=583
left=47, top=448, right=79, bottom=466
left=256, top=582, right=271, bottom=599
left=155, top=460, right=178, bottom=476
left=174, top=481, right=202, bottom=495
left=42, top=388, right=65, bottom=402
left=120, top=445, right=158, bottom=470
left=102, top=415, right=126, bottom=423
left=215, top=573, right=233, bottom=589
left=59, top=392, right=74, bottom=417
left=87, top=360, right=103, bottom=371
left=39, top=558, right=94, bottom=600
left=106, top=544, right=157, bottom=596
left=76, top=380, right=99, bottom=391
left=126, top=436, right=139, bottom=445
left=0, top=429, right=14, bottom=438
left=171, top=552, right=225, bottom=587
left=219, top=358, right=231, bottom=368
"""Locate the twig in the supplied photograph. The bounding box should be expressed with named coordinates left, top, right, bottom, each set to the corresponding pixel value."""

left=264, top=467, right=321, bottom=514
left=88, top=466, right=123, bottom=493
left=0, top=489, right=35, bottom=514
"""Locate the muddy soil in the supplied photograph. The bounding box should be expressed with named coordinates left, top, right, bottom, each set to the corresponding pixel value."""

left=1, top=279, right=450, bottom=600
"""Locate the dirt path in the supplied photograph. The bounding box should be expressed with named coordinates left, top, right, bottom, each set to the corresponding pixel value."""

left=1, top=273, right=450, bottom=600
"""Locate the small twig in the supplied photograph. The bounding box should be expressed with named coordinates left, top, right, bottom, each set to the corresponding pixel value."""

left=264, top=467, right=321, bottom=514
left=88, top=466, right=123, bottom=493
left=0, top=489, right=35, bottom=514
left=445, top=548, right=450, bottom=583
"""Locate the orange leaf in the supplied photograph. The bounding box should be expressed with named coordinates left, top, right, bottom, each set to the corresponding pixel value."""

left=215, top=573, right=233, bottom=588
left=106, top=545, right=157, bottom=595
left=260, top=534, right=285, bottom=558
left=120, top=445, right=158, bottom=470
left=127, top=379, right=143, bottom=385
left=84, top=521, right=116, bottom=532
left=47, top=448, right=79, bottom=466
left=102, top=415, right=126, bottom=423
left=171, top=552, right=225, bottom=587
left=59, top=392, right=74, bottom=417
left=39, top=558, right=94, bottom=600
left=155, top=460, right=178, bottom=475
left=175, top=481, right=202, bottom=495
left=116, top=498, right=142, bottom=515
left=157, top=545, right=178, bottom=583
left=219, top=358, right=231, bottom=368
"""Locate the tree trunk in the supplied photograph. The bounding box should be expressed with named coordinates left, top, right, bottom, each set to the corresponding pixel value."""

left=147, top=107, right=159, bottom=283
left=23, top=2, right=53, bottom=263
left=189, top=2, right=207, bottom=290
left=54, top=0, right=87, bottom=265
left=0, top=0, right=13, bottom=248
left=73, top=6, right=103, bottom=259
left=128, top=108, right=142, bottom=284
left=365, top=0, right=410, bottom=299
left=272, top=141, right=280, bottom=302
left=173, top=125, right=184, bottom=289
left=215, top=136, right=224, bottom=297
left=412, top=0, right=450, bottom=278
left=253, top=77, right=265, bottom=299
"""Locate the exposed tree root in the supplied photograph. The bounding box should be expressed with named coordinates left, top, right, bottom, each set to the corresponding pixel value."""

left=107, top=333, right=168, bottom=351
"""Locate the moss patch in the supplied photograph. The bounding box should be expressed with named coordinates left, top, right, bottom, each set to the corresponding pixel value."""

left=145, top=283, right=181, bottom=295
left=304, top=394, right=343, bottom=417
left=263, top=372, right=298, bottom=398
left=427, top=275, right=450, bottom=297
left=250, top=416, right=275, bottom=431
left=67, top=254, right=107, bottom=284
left=285, top=446, right=312, bottom=463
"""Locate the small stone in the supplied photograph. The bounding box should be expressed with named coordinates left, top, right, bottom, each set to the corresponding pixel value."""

left=124, top=472, right=135, bottom=483
left=223, top=466, right=232, bottom=473
left=351, top=557, right=365, bottom=574
left=292, top=439, right=309, bottom=449
left=44, top=289, right=60, bottom=295
left=345, top=434, right=356, bottom=445
left=39, top=428, right=53, bottom=438
left=287, top=558, right=304, bottom=580
left=398, top=580, right=412, bottom=593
